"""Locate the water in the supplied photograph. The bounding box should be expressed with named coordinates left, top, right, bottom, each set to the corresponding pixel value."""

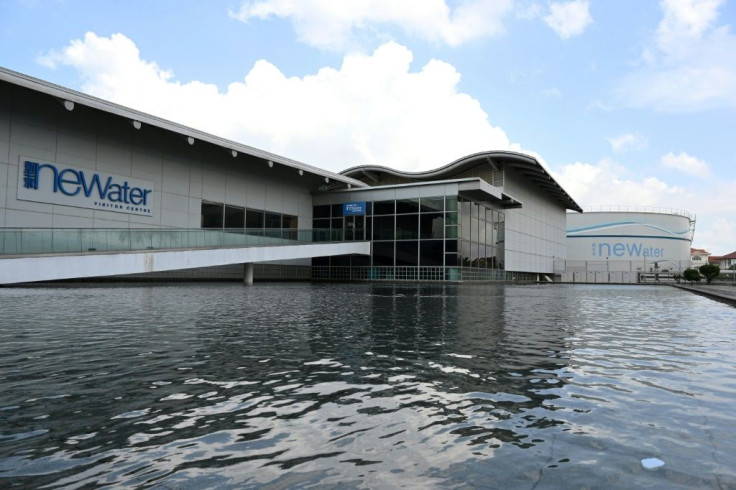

left=0, top=283, right=734, bottom=488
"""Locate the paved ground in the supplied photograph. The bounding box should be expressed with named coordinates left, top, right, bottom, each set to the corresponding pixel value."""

left=673, top=284, right=736, bottom=306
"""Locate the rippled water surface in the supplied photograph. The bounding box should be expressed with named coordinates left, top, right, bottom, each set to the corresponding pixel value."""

left=1, top=283, right=735, bottom=488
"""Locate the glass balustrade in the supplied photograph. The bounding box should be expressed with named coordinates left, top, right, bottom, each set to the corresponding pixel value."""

left=0, top=228, right=349, bottom=256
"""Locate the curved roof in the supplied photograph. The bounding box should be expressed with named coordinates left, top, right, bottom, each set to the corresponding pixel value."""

left=341, top=150, right=582, bottom=212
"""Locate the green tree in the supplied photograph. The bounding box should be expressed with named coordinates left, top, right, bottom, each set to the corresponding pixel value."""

left=699, top=264, right=720, bottom=284
left=683, top=268, right=701, bottom=283
left=673, top=273, right=682, bottom=284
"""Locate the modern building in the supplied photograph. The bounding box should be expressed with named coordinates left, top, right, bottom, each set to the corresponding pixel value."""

left=0, top=67, right=581, bottom=284
left=562, top=208, right=696, bottom=283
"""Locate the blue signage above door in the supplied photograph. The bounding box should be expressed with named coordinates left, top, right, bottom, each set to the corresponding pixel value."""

left=343, top=201, right=367, bottom=216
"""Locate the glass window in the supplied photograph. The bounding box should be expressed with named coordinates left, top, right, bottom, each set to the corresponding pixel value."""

left=201, top=201, right=223, bottom=229
left=445, top=226, right=458, bottom=239
left=396, top=198, right=419, bottom=214
left=373, top=241, right=394, bottom=266
left=420, top=196, right=444, bottom=212
left=283, top=214, right=298, bottom=229
left=373, top=200, right=395, bottom=215
left=446, top=196, right=458, bottom=212
left=478, top=220, right=486, bottom=245
left=445, top=240, right=458, bottom=253
left=445, top=212, right=458, bottom=225
left=471, top=218, right=479, bottom=243
left=420, top=240, right=444, bottom=266
left=460, top=240, right=471, bottom=267
left=224, top=205, right=245, bottom=229
left=331, top=204, right=343, bottom=218
left=313, top=205, right=331, bottom=218
left=460, top=198, right=471, bottom=216
left=471, top=202, right=479, bottom=218
left=331, top=218, right=343, bottom=230
left=265, top=212, right=281, bottom=228
left=445, top=253, right=458, bottom=266
left=373, top=216, right=395, bottom=241
left=396, top=241, right=418, bottom=266
left=313, top=218, right=331, bottom=229
left=420, top=213, right=444, bottom=239
left=396, top=214, right=419, bottom=239
left=461, top=212, right=471, bottom=240
left=246, top=209, right=264, bottom=229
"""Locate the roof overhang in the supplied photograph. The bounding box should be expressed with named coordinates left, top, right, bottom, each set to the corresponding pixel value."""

left=458, top=179, right=522, bottom=208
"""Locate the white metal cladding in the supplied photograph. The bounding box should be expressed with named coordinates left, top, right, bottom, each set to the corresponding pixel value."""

left=566, top=211, right=694, bottom=266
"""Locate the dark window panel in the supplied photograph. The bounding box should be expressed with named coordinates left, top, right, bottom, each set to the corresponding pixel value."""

left=246, top=209, right=264, bottom=228
left=420, top=240, right=444, bottom=266
left=445, top=239, right=458, bottom=253
left=224, top=205, right=245, bottom=229
left=373, top=216, right=395, bottom=241
left=445, top=253, right=458, bottom=266
left=373, top=241, right=394, bottom=266
left=283, top=214, right=298, bottom=229
left=201, top=201, right=223, bottom=229
left=396, top=214, right=419, bottom=239
left=396, top=198, right=419, bottom=214
left=265, top=212, right=281, bottom=229
left=420, top=213, right=444, bottom=239
left=373, top=200, right=395, bottom=215
left=313, top=218, right=331, bottom=229
left=420, top=196, right=444, bottom=213
left=331, top=204, right=344, bottom=218
left=396, top=240, right=418, bottom=266
left=313, top=205, right=331, bottom=218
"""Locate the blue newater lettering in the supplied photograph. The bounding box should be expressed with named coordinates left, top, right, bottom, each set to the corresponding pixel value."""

left=626, top=243, right=643, bottom=256
left=79, top=172, right=113, bottom=199
left=57, top=168, right=82, bottom=196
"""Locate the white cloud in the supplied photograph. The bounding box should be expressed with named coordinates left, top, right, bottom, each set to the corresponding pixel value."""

left=619, top=0, right=736, bottom=112
left=608, top=133, right=648, bottom=153
left=543, top=1, right=593, bottom=39
left=540, top=87, right=562, bottom=99
left=661, top=151, right=710, bottom=176
left=229, top=0, right=513, bottom=49
left=39, top=32, right=513, bottom=173
left=551, top=158, right=687, bottom=208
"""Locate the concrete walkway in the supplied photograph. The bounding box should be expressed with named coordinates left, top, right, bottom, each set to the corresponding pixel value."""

left=672, top=284, right=736, bottom=306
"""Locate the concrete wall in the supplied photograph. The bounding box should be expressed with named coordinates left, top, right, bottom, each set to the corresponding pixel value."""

left=501, top=166, right=568, bottom=274
left=0, top=81, right=315, bottom=232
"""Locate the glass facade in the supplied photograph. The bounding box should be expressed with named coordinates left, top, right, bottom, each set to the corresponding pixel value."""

left=312, top=195, right=505, bottom=280
left=201, top=201, right=297, bottom=232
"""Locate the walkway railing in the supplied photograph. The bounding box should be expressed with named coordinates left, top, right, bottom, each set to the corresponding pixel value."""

left=0, top=228, right=350, bottom=256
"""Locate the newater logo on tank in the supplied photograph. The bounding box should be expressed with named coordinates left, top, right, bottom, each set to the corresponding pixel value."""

left=17, top=158, right=154, bottom=216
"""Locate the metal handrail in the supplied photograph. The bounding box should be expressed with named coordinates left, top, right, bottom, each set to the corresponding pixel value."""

left=0, top=228, right=362, bottom=256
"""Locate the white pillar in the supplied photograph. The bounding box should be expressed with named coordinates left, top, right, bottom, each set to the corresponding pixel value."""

left=243, top=263, right=254, bottom=285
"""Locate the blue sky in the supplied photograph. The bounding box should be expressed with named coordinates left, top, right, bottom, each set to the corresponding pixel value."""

left=1, top=0, right=735, bottom=254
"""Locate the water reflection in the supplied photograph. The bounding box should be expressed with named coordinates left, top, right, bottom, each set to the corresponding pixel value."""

left=0, top=283, right=734, bottom=488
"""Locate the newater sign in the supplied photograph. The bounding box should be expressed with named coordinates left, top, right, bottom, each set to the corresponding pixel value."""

left=17, top=158, right=154, bottom=216
left=343, top=201, right=367, bottom=216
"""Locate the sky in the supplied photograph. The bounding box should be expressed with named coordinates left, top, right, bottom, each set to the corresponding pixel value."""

left=1, top=0, right=735, bottom=254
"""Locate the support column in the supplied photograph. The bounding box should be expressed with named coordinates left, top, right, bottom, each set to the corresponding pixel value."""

left=243, top=263, right=254, bottom=285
